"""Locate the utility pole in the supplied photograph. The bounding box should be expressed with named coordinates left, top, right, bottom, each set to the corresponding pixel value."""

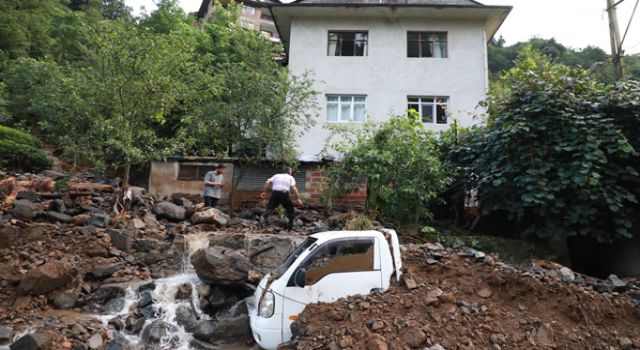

left=607, top=0, right=626, bottom=80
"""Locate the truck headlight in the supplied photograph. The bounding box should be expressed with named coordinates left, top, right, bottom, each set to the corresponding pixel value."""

left=258, top=291, right=275, bottom=318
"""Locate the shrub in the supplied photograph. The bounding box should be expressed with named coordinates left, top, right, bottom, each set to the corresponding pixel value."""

left=345, top=212, right=374, bottom=231
left=324, top=114, right=452, bottom=224
left=456, top=49, right=639, bottom=242
left=0, top=125, right=42, bottom=148
left=0, top=127, right=50, bottom=172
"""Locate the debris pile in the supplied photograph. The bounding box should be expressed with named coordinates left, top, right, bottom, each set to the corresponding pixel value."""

left=290, top=244, right=640, bottom=350
left=0, top=169, right=354, bottom=349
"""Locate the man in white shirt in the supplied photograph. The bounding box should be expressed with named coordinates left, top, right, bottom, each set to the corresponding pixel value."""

left=203, top=164, right=225, bottom=208
left=259, top=166, right=303, bottom=230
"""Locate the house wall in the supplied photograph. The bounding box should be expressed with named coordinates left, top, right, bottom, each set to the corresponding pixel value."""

left=239, top=4, right=279, bottom=40
left=304, top=164, right=367, bottom=204
left=148, top=161, right=366, bottom=206
left=288, top=15, right=488, bottom=159
left=148, top=160, right=235, bottom=200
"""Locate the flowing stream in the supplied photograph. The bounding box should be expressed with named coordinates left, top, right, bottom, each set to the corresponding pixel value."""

left=96, top=232, right=252, bottom=350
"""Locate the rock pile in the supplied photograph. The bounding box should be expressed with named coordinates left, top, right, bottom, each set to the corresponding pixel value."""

left=0, top=168, right=357, bottom=349
left=289, top=243, right=640, bottom=349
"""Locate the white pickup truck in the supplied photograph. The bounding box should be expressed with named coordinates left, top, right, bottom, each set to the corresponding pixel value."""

left=248, top=229, right=403, bottom=350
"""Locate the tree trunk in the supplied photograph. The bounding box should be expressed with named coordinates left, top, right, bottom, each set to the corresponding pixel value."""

left=123, top=161, right=131, bottom=187
left=365, top=178, right=372, bottom=214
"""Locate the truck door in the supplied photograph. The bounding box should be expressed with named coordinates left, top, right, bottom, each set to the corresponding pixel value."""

left=280, top=237, right=381, bottom=341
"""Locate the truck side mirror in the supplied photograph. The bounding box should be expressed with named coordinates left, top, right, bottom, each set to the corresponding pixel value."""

left=293, top=268, right=306, bottom=288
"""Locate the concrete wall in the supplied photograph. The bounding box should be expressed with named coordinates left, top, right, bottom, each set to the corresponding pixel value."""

left=148, top=160, right=235, bottom=200
left=288, top=16, right=488, bottom=159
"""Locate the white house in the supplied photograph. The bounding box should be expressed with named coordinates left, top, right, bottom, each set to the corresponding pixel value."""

left=269, top=0, right=511, bottom=161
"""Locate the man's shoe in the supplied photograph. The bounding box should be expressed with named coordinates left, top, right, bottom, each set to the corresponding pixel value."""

left=256, top=216, right=265, bottom=229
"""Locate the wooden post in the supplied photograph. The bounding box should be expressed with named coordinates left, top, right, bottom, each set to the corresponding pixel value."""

left=607, top=0, right=627, bottom=80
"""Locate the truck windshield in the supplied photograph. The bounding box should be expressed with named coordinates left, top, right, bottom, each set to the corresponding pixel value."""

left=272, top=237, right=318, bottom=276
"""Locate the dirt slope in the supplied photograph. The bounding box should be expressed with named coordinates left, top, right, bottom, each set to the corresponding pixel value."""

left=291, top=245, right=640, bottom=350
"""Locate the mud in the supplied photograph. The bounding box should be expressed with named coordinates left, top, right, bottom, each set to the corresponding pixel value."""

left=292, top=246, right=640, bottom=349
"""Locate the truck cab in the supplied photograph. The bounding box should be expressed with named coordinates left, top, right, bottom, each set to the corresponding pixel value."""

left=248, top=229, right=402, bottom=350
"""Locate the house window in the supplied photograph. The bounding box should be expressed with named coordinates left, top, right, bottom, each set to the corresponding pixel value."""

left=327, top=95, right=366, bottom=123
left=407, top=32, right=447, bottom=58
left=178, top=163, right=217, bottom=181
left=328, top=31, right=368, bottom=56
left=242, top=5, right=256, bottom=15
left=241, top=20, right=255, bottom=29
left=260, top=9, right=273, bottom=20
left=408, top=97, right=448, bottom=124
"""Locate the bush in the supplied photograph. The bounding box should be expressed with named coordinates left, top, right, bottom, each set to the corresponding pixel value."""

left=324, top=114, right=452, bottom=224
left=456, top=49, right=639, bottom=242
left=0, top=125, right=42, bottom=149
left=345, top=212, right=374, bottom=231
left=0, top=127, right=50, bottom=172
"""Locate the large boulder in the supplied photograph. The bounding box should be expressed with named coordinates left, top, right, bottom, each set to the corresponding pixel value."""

left=12, top=200, right=42, bottom=221
left=93, top=262, right=125, bottom=278
left=89, top=212, right=110, bottom=228
left=44, top=211, right=72, bottom=224
left=193, top=314, right=250, bottom=344
left=174, top=304, right=198, bottom=331
left=18, top=261, right=76, bottom=295
left=152, top=202, right=185, bottom=222
left=89, top=284, right=125, bottom=304
left=0, top=224, right=19, bottom=249
left=42, top=170, right=67, bottom=180
left=246, top=234, right=304, bottom=273
left=9, top=332, right=47, bottom=350
left=107, top=229, right=134, bottom=252
left=52, top=287, right=80, bottom=309
left=190, top=247, right=252, bottom=286
left=16, top=190, right=39, bottom=202
left=140, top=320, right=178, bottom=345
left=0, top=327, right=12, bottom=345
left=191, top=208, right=229, bottom=226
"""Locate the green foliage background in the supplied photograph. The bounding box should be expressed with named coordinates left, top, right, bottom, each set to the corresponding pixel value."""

left=0, top=0, right=317, bottom=184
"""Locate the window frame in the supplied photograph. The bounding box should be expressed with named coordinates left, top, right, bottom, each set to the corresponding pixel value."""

left=326, top=95, right=367, bottom=123
left=288, top=237, right=377, bottom=286
left=327, top=30, right=369, bottom=57
left=242, top=5, right=256, bottom=15
left=407, top=96, right=449, bottom=124
left=407, top=31, right=448, bottom=58
left=177, top=163, right=216, bottom=181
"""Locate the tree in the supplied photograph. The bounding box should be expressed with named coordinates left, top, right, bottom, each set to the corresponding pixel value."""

left=487, top=37, right=634, bottom=82
left=181, top=8, right=318, bottom=209
left=324, top=113, right=451, bottom=224
left=0, top=82, right=8, bottom=123
left=0, top=0, right=66, bottom=59
left=101, top=0, right=131, bottom=20
left=85, top=21, right=203, bottom=185
left=458, top=49, right=639, bottom=242
left=2, top=57, right=65, bottom=132
left=139, top=0, right=187, bottom=34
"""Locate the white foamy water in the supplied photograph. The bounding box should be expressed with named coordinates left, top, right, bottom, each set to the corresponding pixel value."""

left=96, top=231, right=250, bottom=350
